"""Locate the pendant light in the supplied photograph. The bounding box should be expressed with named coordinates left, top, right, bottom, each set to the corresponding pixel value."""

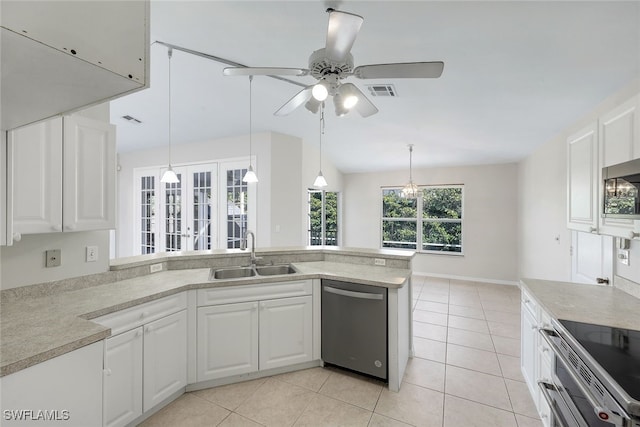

left=401, top=144, right=419, bottom=198
left=313, top=103, right=328, bottom=188
left=160, top=47, right=179, bottom=184
left=242, top=75, right=258, bottom=183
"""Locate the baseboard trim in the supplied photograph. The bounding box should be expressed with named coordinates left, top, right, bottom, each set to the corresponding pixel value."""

left=412, top=271, right=519, bottom=287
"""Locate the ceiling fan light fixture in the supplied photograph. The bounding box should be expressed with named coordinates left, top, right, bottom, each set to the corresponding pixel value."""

left=338, top=84, right=359, bottom=109
left=333, top=93, right=349, bottom=117
left=305, top=97, right=321, bottom=114
left=312, top=82, right=329, bottom=101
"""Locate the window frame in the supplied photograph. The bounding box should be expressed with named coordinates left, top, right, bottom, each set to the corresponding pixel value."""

left=380, top=184, right=464, bottom=255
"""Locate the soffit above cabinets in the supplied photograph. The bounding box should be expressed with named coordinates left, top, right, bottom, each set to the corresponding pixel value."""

left=0, top=0, right=150, bottom=131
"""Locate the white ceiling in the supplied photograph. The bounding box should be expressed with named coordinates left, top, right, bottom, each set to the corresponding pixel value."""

left=111, top=1, right=640, bottom=173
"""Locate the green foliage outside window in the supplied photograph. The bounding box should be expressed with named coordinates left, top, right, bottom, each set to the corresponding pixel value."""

left=309, top=191, right=338, bottom=245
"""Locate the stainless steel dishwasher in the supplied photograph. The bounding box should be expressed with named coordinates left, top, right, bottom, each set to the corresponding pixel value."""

left=321, top=279, right=388, bottom=380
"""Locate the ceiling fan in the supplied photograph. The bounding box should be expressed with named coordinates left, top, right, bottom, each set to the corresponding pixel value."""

left=223, top=8, right=444, bottom=118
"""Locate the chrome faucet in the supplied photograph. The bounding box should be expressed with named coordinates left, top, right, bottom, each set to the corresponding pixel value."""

left=241, top=230, right=260, bottom=266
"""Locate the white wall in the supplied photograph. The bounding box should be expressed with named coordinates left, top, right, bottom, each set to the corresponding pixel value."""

left=343, top=163, right=519, bottom=283
left=270, top=133, right=303, bottom=247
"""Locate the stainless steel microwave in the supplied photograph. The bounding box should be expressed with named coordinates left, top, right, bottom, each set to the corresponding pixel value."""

left=603, top=158, right=640, bottom=218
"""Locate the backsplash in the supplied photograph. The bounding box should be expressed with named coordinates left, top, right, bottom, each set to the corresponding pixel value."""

left=614, top=275, right=640, bottom=299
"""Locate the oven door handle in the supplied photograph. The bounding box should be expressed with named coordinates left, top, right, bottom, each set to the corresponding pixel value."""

left=538, top=328, right=624, bottom=426
left=537, top=380, right=571, bottom=427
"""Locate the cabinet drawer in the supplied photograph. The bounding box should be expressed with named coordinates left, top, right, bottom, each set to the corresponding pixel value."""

left=198, top=280, right=312, bottom=306
left=95, top=292, right=187, bottom=335
left=521, top=288, right=537, bottom=317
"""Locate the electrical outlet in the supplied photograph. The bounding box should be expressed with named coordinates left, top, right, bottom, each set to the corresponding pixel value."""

left=86, top=246, right=98, bottom=262
left=374, top=258, right=386, bottom=266
left=45, top=249, right=61, bottom=267
left=618, top=249, right=630, bottom=266
left=150, top=263, right=163, bottom=273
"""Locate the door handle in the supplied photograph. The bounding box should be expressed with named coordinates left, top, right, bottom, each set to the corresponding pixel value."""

left=323, top=286, right=383, bottom=300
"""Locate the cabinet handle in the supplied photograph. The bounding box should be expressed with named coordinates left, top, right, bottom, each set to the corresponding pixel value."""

left=104, top=368, right=112, bottom=376
left=51, top=224, right=62, bottom=232
left=629, top=231, right=640, bottom=239
left=12, top=232, right=21, bottom=242
left=145, top=326, right=153, bottom=333
left=65, top=224, right=76, bottom=231
left=589, top=226, right=597, bottom=233
left=531, top=325, right=538, bottom=330
left=139, top=311, right=149, bottom=319
left=136, top=330, right=142, bottom=337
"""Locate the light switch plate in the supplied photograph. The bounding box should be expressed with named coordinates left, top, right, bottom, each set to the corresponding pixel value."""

left=46, top=249, right=61, bottom=267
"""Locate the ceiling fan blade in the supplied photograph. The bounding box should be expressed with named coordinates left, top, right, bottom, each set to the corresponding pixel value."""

left=223, top=67, right=309, bottom=77
left=274, top=86, right=314, bottom=116
left=353, top=62, right=444, bottom=79
left=325, top=9, right=364, bottom=63
left=341, top=83, right=378, bottom=117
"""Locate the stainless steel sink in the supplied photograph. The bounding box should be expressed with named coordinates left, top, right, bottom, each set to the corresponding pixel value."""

left=255, top=264, right=298, bottom=276
left=209, top=263, right=298, bottom=280
left=209, top=266, right=256, bottom=280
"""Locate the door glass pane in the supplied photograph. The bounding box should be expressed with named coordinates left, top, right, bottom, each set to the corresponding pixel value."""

left=165, top=175, right=182, bottom=251
left=226, top=169, right=248, bottom=248
left=192, top=171, right=213, bottom=250
left=140, top=176, right=155, bottom=254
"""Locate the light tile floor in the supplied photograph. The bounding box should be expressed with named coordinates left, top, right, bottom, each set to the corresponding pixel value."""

left=140, top=276, right=543, bottom=427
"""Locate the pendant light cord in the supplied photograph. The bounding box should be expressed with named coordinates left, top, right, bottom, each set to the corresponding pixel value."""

left=168, top=47, right=173, bottom=166
left=409, top=144, right=413, bottom=182
left=319, top=103, right=325, bottom=171
left=249, top=75, right=253, bottom=166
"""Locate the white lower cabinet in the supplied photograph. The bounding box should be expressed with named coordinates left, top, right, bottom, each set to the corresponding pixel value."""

left=98, top=294, right=188, bottom=427
left=196, top=280, right=314, bottom=382
left=197, top=301, right=259, bottom=381
left=520, top=287, right=554, bottom=427
left=103, top=328, right=143, bottom=427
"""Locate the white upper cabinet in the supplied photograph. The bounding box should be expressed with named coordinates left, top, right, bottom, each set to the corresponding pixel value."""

left=63, top=115, right=116, bottom=232
left=0, top=1, right=149, bottom=130
left=598, top=95, right=640, bottom=237
left=5, top=114, right=115, bottom=243
left=567, top=123, right=599, bottom=232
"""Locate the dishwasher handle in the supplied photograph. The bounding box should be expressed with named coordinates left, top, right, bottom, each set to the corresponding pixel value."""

left=323, top=285, right=384, bottom=300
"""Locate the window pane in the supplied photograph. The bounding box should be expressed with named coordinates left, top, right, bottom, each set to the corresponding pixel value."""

left=423, top=187, right=462, bottom=219
left=226, top=168, right=248, bottom=248
left=423, top=221, right=462, bottom=252
left=192, top=171, right=213, bottom=250
left=140, top=175, right=155, bottom=254
left=382, top=220, right=416, bottom=249
left=325, top=192, right=338, bottom=246
left=382, top=189, right=417, bottom=218
left=308, top=191, right=322, bottom=246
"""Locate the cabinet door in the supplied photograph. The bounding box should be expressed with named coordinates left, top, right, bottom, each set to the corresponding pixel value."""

left=520, top=304, right=538, bottom=402
left=63, top=115, right=116, bottom=231
left=259, top=296, right=313, bottom=371
left=104, top=328, right=143, bottom=427
left=143, top=310, right=187, bottom=411
left=7, top=117, right=63, bottom=239
left=567, top=123, right=598, bottom=232
left=197, top=302, right=258, bottom=382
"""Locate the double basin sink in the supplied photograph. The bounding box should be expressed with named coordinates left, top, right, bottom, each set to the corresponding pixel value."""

left=209, top=264, right=298, bottom=280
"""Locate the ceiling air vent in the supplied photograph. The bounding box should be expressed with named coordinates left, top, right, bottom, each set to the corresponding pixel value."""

left=122, top=115, right=142, bottom=124
left=366, top=84, right=397, bottom=97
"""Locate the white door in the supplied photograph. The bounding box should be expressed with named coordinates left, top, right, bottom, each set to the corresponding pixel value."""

left=571, top=230, right=613, bottom=285
left=219, top=161, right=257, bottom=249
left=567, top=123, right=598, bottom=233
left=196, top=302, right=258, bottom=382
left=103, top=328, right=143, bottom=427
left=7, top=117, right=63, bottom=239
left=259, top=296, right=313, bottom=371
left=143, top=310, right=187, bottom=411
left=159, top=163, right=217, bottom=252
left=63, top=115, right=116, bottom=231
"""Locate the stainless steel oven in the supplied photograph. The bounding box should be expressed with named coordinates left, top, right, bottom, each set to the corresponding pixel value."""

left=538, top=320, right=640, bottom=427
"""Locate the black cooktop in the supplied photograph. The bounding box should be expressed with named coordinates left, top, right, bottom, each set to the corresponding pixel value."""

left=559, top=319, right=640, bottom=401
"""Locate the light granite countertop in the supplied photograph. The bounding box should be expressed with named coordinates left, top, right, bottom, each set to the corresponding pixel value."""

left=520, top=278, right=640, bottom=331
left=0, top=260, right=411, bottom=377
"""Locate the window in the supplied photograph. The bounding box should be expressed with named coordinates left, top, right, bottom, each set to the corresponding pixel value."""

left=381, top=185, right=463, bottom=254
left=140, top=175, right=156, bottom=254
left=308, top=190, right=339, bottom=246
